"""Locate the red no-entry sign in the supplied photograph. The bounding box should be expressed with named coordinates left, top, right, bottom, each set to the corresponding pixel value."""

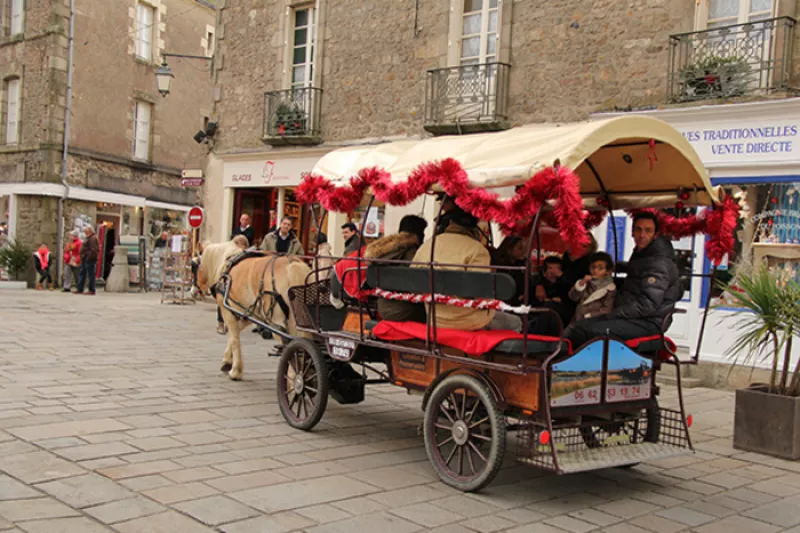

left=188, top=206, right=204, bottom=228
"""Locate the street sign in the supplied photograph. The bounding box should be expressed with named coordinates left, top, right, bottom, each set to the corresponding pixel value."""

left=188, top=206, right=204, bottom=228
left=182, top=169, right=203, bottom=178
left=180, top=177, right=204, bottom=187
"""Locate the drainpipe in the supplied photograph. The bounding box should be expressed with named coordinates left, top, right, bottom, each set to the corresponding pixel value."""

left=56, top=0, right=75, bottom=284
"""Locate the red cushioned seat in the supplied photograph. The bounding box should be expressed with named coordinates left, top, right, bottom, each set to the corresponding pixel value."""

left=624, top=335, right=676, bottom=360
left=371, top=320, right=571, bottom=358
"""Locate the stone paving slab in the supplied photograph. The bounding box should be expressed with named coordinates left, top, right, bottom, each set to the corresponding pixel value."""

left=3, top=291, right=800, bottom=532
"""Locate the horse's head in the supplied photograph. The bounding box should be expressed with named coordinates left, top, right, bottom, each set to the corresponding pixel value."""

left=196, top=241, right=241, bottom=295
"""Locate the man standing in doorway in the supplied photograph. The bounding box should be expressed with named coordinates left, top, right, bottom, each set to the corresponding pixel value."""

left=76, top=225, right=99, bottom=295
left=260, top=216, right=304, bottom=255
left=231, top=213, right=255, bottom=247
left=564, top=212, right=681, bottom=349
left=341, top=222, right=362, bottom=255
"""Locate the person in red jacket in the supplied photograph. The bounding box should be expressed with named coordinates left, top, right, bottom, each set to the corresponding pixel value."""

left=62, top=230, right=82, bottom=292
left=33, top=244, right=53, bottom=290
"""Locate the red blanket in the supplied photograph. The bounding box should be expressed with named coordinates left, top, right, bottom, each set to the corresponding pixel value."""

left=372, top=320, right=568, bottom=357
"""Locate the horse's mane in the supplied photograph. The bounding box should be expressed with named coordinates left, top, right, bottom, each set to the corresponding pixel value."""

left=201, top=241, right=242, bottom=286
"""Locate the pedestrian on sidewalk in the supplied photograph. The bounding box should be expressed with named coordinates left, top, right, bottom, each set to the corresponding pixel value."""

left=62, top=229, right=82, bottom=292
left=33, top=244, right=53, bottom=290
left=76, top=225, right=99, bottom=295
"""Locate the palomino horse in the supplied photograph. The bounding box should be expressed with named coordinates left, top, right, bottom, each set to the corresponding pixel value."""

left=196, top=241, right=311, bottom=380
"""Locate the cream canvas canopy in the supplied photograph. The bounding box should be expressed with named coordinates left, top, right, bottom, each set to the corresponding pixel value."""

left=312, top=116, right=717, bottom=209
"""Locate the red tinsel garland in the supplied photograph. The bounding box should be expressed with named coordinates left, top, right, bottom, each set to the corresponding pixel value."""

left=296, top=159, right=740, bottom=264
left=297, top=158, right=591, bottom=254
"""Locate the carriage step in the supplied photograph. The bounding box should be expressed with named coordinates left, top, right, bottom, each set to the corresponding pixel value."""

left=519, top=442, right=691, bottom=474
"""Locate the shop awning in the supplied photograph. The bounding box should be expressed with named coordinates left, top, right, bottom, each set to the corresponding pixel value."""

left=312, top=116, right=717, bottom=208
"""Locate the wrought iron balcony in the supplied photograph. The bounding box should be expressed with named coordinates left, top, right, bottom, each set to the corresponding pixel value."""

left=263, top=87, right=322, bottom=145
left=424, top=62, right=511, bottom=135
left=667, top=17, right=796, bottom=103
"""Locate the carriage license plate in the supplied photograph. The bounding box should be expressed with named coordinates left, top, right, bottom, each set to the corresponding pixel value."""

left=328, top=337, right=357, bottom=361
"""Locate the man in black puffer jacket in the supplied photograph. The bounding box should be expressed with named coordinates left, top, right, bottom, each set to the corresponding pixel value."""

left=565, top=212, right=680, bottom=349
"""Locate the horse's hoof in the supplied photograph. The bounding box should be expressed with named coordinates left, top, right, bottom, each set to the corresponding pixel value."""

left=220, top=363, right=233, bottom=373
left=228, top=371, right=242, bottom=381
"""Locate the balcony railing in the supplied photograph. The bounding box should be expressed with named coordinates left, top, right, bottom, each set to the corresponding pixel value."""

left=424, top=62, right=511, bottom=135
left=263, top=87, right=322, bottom=145
left=667, top=17, right=796, bottom=103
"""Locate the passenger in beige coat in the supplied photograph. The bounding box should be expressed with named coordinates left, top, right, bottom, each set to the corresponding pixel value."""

left=413, top=207, right=521, bottom=332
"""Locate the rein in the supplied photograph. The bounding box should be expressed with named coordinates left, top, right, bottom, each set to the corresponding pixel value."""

left=214, top=252, right=292, bottom=330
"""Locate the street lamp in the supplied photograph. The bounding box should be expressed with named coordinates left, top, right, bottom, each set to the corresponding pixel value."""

left=155, top=62, right=174, bottom=97
left=155, top=53, right=212, bottom=98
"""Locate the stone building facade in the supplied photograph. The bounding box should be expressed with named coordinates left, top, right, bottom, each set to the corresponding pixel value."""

left=205, top=0, right=800, bottom=253
left=0, top=0, right=215, bottom=285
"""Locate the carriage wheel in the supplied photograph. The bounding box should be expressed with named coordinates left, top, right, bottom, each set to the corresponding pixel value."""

left=277, top=339, right=329, bottom=431
left=423, top=374, right=505, bottom=492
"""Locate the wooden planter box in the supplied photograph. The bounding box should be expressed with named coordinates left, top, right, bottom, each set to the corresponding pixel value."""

left=734, top=385, right=800, bottom=460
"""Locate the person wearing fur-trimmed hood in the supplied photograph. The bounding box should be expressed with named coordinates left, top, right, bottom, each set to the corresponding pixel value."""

left=364, top=215, right=428, bottom=322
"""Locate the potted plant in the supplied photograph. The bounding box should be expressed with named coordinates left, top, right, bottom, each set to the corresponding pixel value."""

left=273, top=101, right=307, bottom=136
left=0, top=238, right=32, bottom=289
left=677, top=55, right=750, bottom=101
left=721, top=266, right=800, bottom=459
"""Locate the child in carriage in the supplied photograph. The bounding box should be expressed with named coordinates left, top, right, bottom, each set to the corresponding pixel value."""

left=568, top=251, right=616, bottom=324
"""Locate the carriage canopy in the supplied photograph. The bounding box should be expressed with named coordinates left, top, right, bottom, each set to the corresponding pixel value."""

left=312, top=116, right=716, bottom=209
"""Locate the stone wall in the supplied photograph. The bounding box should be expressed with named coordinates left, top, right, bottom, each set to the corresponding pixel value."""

left=66, top=153, right=200, bottom=205
left=12, top=195, right=96, bottom=286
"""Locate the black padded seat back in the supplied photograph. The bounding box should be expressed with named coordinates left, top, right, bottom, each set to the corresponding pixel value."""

left=366, top=264, right=516, bottom=301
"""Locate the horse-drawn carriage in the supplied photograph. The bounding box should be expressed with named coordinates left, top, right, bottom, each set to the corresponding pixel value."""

left=208, top=116, right=738, bottom=492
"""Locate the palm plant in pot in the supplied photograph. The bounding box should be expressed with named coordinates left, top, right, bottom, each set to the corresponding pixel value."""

left=720, top=266, right=800, bottom=459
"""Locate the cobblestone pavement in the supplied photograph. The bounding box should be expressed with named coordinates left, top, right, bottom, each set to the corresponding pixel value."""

left=1, top=290, right=800, bottom=532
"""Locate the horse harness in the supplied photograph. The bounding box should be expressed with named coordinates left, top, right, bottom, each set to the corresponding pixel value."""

left=215, top=250, right=293, bottom=327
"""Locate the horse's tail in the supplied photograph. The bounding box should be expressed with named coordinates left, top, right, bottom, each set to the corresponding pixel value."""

left=283, top=259, right=313, bottom=339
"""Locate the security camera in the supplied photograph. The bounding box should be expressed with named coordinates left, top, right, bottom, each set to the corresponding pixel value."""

left=193, top=130, right=207, bottom=143
left=205, top=122, right=217, bottom=137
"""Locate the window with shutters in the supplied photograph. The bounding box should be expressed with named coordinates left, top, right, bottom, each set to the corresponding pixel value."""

left=133, top=101, right=152, bottom=161
left=8, top=0, right=22, bottom=35
left=4, top=78, right=20, bottom=145
left=136, top=2, right=155, bottom=61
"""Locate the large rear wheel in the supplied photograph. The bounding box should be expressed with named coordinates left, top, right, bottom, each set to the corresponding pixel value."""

left=423, top=374, right=505, bottom=492
left=277, top=339, right=329, bottom=431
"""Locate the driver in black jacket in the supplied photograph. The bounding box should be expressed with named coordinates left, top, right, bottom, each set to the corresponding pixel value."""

left=565, top=212, right=681, bottom=349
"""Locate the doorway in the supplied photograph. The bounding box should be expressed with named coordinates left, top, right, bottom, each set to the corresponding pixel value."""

left=233, top=189, right=275, bottom=247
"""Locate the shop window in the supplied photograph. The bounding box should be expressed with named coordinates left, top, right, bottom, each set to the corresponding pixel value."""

left=707, top=179, right=800, bottom=305
left=135, top=2, right=155, bottom=61
left=133, top=100, right=152, bottom=161
left=3, top=77, right=20, bottom=145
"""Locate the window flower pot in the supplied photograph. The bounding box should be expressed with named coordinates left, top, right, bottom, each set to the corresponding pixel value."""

left=734, top=384, right=800, bottom=460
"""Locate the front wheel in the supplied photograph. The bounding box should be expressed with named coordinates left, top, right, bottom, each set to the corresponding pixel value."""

left=423, top=374, right=505, bottom=492
left=277, top=339, right=329, bottom=431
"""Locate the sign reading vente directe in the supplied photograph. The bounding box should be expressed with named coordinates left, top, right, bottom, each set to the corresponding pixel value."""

left=680, top=121, right=800, bottom=164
